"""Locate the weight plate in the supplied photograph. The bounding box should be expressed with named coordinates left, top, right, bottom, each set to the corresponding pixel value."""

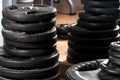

left=84, top=7, right=119, bottom=15
left=0, top=72, right=60, bottom=80
left=2, top=5, right=57, bottom=22
left=0, top=62, right=59, bottom=79
left=98, top=70, right=120, bottom=80
left=81, top=0, right=119, bottom=4
left=4, top=44, right=56, bottom=57
left=100, top=61, right=120, bottom=76
left=66, top=60, right=108, bottom=80
left=68, top=47, right=108, bottom=57
left=0, top=48, right=59, bottom=69
left=68, top=23, right=119, bottom=38
left=69, top=34, right=119, bottom=47
left=2, top=27, right=56, bottom=42
left=68, top=40, right=109, bottom=54
left=4, top=35, right=57, bottom=49
left=77, top=19, right=116, bottom=30
left=79, top=12, right=118, bottom=22
left=2, top=18, right=56, bottom=32
left=82, top=1, right=119, bottom=8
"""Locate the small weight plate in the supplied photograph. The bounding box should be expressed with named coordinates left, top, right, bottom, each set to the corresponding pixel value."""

left=2, top=27, right=56, bottom=42
left=2, top=5, right=57, bottom=22
left=2, top=18, right=56, bottom=32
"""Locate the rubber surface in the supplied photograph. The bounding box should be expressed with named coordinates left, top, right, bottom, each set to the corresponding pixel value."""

left=4, top=44, right=56, bottom=57
left=79, top=12, right=118, bottom=22
left=0, top=48, right=59, bottom=69
left=0, top=62, right=59, bottom=79
left=77, top=19, right=116, bottom=30
left=66, top=59, right=105, bottom=79
left=2, top=5, right=57, bottom=22
left=2, top=27, right=56, bottom=42
left=69, top=34, right=119, bottom=47
left=68, top=23, right=119, bottom=38
left=82, top=1, right=119, bottom=8
left=84, top=7, right=119, bottom=15
left=4, top=35, right=57, bottom=49
left=0, top=72, right=60, bottom=80
left=2, top=18, right=56, bottom=32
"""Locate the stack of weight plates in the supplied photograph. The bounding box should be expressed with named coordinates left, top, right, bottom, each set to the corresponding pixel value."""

left=65, top=41, right=120, bottom=80
left=0, top=5, right=59, bottom=80
left=67, top=0, right=120, bottom=63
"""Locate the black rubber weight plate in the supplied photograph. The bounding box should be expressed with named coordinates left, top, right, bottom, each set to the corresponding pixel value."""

left=0, top=62, right=59, bottom=79
left=69, top=34, right=119, bottom=47
left=68, top=40, right=109, bottom=54
left=0, top=47, right=59, bottom=69
left=68, top=47, right=108, bottom=57
left=2, top=27, right=56, bottom=42
left=81, top=0, right=119, bottom=4
left=82, top=1, right=119, bottom=8
left=4, top=35, right=57, bottom=49
left=66, top=60, right=105, bottom=79
left=0, top=72, right=60, bottom=80
left=3, top=44, right=57, bottom=57
left=2, top=18, right=56, bottom=32
left=68, top=23, right=119, bottom=38
left=84, top=7, right=119, bottom=15
left=77, top=19, right=116, bottom=30
left=67, top=49, right=108, bottom=63
left=2, top=5, right=57, bottom=22
left=79, top=12, right=118, bottom=22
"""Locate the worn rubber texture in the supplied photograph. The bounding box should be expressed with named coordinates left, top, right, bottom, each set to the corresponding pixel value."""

left=65, top=59, right=107, bottom=80
left=68, top=23, right=119, bottom=38
left=84, top=7, right=119, bottom=15
left=0, top=62, right=59, bottom=79
left=0, top=48, right=59, bottom=69
left=77, top=19, right=116, bottom=30
left=69, top=34, right=119, bottom=47
left=3, top=44, right=56, bottom=57
left=0, top=72, right=60, bottom=80
left=4, top=35, right=57, bottom=49
left=2, top=27, right=56, bottom=42
left=82, top=1, right=119, bottom=8
left=68, top=40, right=109, bottom=54
left=2, top=5, right=57, bottom=22
left=79, top=12, right=118, bottom=22
left=2, top=18, right=56, bottom=32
